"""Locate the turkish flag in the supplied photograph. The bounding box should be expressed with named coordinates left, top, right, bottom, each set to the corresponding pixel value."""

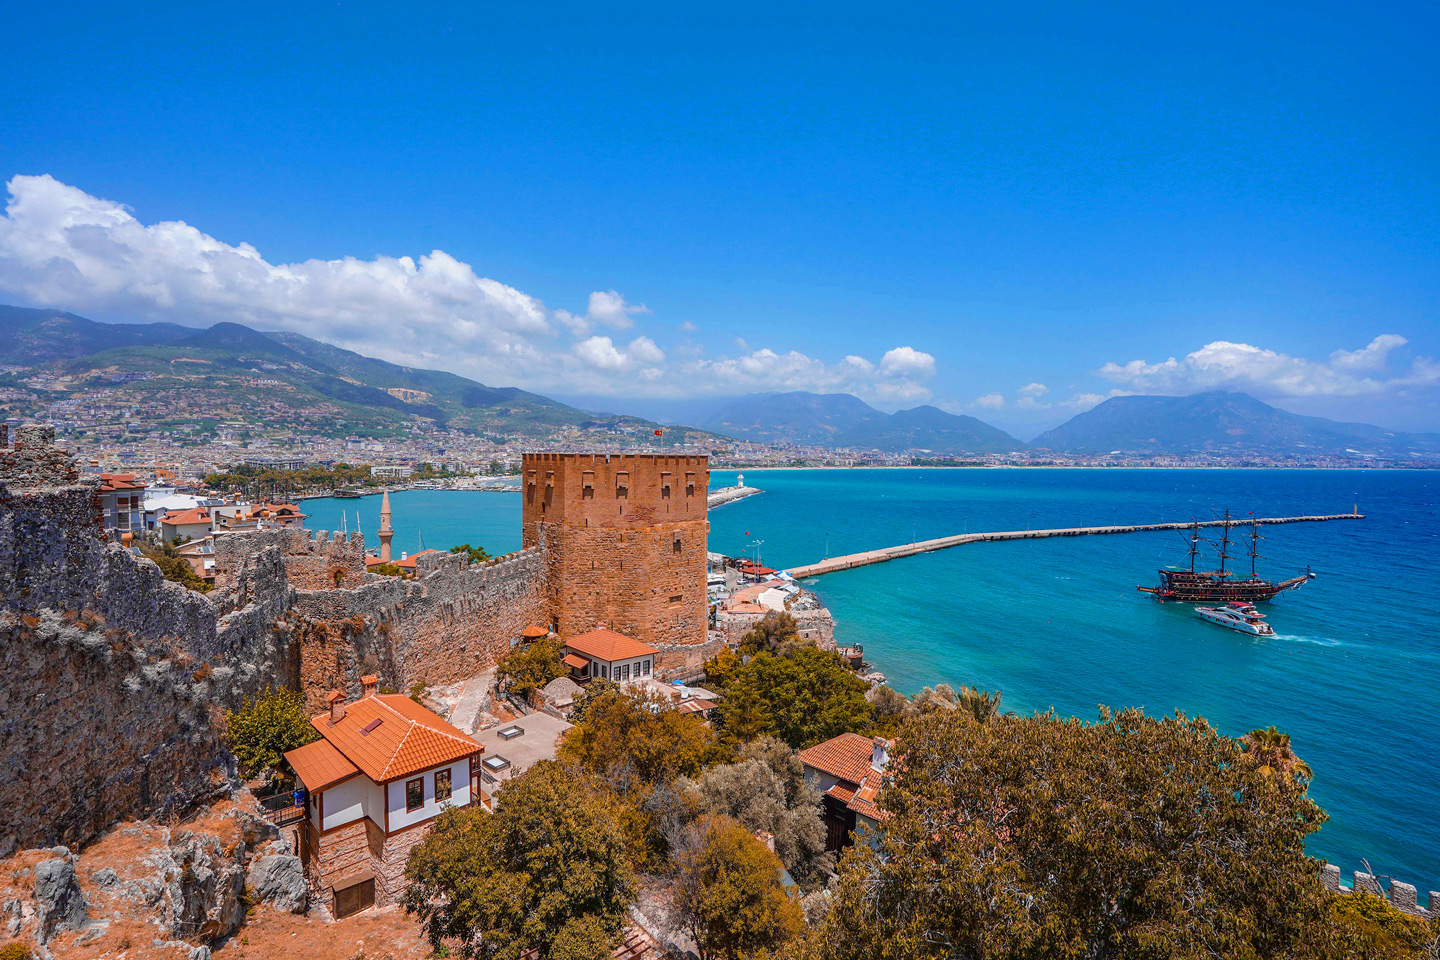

left=654, top=429, right=663, bottom=436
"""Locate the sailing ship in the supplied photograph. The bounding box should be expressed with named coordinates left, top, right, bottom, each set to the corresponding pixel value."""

left=1138, top=510, right=1315, bottom=602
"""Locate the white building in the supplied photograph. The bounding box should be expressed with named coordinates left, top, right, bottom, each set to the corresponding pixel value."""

left=285, top=677, right=482, bottom=917
left=560, top=628, right=658, bottom=683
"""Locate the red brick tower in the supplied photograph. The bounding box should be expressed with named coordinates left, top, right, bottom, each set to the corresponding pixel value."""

left=522, top=453, right=710, bottom=664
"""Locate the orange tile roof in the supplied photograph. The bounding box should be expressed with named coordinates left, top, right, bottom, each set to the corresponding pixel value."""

left=311, top=694, right=480, bottom=783
left=285, top=738, right=360, bottom=792
left=562, top=653, right=590, bottom=670
left=395, top=548, right=442, bottom=570
left=564, top=628, right=658, bottom=663
left=798, top=732, right=876, bottom=785
left=848, top=769, right=886, bottom=821
left=160, top=507, right=212, bottom=526
left=522, top=624, right=550, bottom=639
left=97, top=473, right=145, bottom=492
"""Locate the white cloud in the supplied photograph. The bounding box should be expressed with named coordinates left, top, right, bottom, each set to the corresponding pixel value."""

left=1330, top=334, right=1407, bottom=371
left=878, top=346, right=936, bottom=379
left=0, top=175, right=949, bottom=404
left=1099, top=336, right=1436, bottom=398
left=1019, top=382, right=1049, bottom=397
left=573, top=335, right=666, bottom=372
left=969, top=393, right=1005, bottom=410
left=585, top=290, right=649, bottom=329
left=679, top=319, right=698, bottom=332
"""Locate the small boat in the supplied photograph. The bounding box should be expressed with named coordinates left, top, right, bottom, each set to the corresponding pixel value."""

left=1195, top=601, right=1275, bottom=637
left=334, top=489, right=363, bottom=499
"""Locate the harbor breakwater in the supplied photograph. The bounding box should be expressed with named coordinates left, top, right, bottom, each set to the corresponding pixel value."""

left=786, top=513, right=1364, bottom=578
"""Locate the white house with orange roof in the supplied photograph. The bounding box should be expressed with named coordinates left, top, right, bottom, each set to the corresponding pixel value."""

left=284, top=676, right=482, bottom=917
left=797, top=732, right=891, bottom=853
left=560, top=627, right=659, bottom=683
left=156, top=506, right=215, bottom=544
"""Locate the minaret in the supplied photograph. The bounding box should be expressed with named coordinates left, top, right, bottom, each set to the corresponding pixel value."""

left=378, top=489, right=394, bottom=562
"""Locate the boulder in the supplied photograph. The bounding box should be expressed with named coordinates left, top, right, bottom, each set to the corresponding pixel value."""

left=246, top=855, right=308, bottom=913
left=33, top=856, right=87, bottom=938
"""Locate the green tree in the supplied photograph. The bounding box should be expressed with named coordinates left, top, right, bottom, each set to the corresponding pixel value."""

left=404, top=762, right=635, bottom=960
left=685, top=736, right=834, bottom=890
left=811, top=708, right=1345, bottom=960
left=495, top=637, right=566, bottom=697
left=1328, top=890, right=1438, bottom=959
left=739, top=611, right=802, bottom=656
left=549, top=916, right=616, bottom=960
left=674, top=817, right=806, bottom=960
left=702, top=647, right=744, bottom=691
left=449, top=543, right=492, bottom=563
left=139, top=540, right=212, bottom=593
left=224, top=686, right=318, bottom=781
left=713, top=648, right=873, bottom=748
left=956, top=685, right=1002, bottom=723
left=1244, top=725, right=1314, bottom=784
left=369, top=560, right=407, bottom=577
left=559, top=686, right=723, bottom=783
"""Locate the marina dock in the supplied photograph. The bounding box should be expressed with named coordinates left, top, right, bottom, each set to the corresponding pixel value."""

left=785, top=513, right=1364, bottom=578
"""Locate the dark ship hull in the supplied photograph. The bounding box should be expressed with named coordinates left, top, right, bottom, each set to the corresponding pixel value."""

left=1138, top=512, right=1316, bottom=602
left=1138, top=569, right=1313, bottom=602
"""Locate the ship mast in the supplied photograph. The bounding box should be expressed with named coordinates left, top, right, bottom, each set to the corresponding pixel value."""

left=1216, top=508, right=1231, bottom=577
left=1188, top=519, right=1200, bottom=573
left=1247, top=514, right=1263, bottom=578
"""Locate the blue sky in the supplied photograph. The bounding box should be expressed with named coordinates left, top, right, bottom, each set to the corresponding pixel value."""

left=2, top=1, right=1437, bottom=436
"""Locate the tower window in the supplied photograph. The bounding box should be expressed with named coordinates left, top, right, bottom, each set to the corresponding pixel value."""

left=662, top=484, right=671, bottom=499
left=673, top=536, right=682, bottom=553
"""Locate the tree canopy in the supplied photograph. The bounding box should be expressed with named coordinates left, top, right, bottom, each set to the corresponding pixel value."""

left=449, top=543, right=492, bottom=563
left=495, top=637, right=567, bottom=698
left=811, top=708, right=1351, bottom=960
left=559, top=685, right=725, bottom=784
left=712, top=647, right=873, bottom=748
left=683, top=736, right=833, bottom=890
left=224, top=686, right=318, bottom=781
left=404, top=762, right=635, bottom=960
left=673, top=816, right=806, bottom=960
left=139, top=540, right=212, bottom=593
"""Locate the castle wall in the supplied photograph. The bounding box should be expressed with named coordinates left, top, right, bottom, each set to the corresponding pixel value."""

left=522, top=453, right=710, bottom=660
left=290, top=547, right=549, bottom=697
left=0, top=429, right=295, bottom=854
left=213, top=528, right=367, bottom=591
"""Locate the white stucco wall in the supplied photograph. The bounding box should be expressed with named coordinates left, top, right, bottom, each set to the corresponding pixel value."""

left=321, top=775, right=376, bottom=831
left=386, top=759, right=472, bottom=832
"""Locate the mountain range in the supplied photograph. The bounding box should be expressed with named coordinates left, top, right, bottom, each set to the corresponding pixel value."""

left=698, top=392, right=1027, bottom=454
left=0, top=305, right=708, bottom=442
left=1029, top=391, right=1440, bottom=458
left=2, top=305, right=1435, bottom=459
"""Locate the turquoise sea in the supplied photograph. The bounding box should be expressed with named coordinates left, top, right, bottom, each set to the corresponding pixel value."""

left=303, top=468, right=1440, bottom=891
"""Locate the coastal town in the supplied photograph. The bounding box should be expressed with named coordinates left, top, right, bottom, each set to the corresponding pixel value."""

left=0, top=422, right=1434, bottom=960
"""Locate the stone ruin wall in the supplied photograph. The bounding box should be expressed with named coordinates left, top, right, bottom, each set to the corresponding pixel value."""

left=0, top=427, right=297, bottom=855
left=1321, top=863, right=1438, bottom=921
left=213, top=527, right=367, bottom=591
left=287, top=545, right=549, bottom=703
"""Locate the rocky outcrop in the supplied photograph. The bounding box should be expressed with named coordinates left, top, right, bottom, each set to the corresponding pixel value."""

left=247, top=855, right=307, bottom=914
left=33, top=849, right=87, bottom=939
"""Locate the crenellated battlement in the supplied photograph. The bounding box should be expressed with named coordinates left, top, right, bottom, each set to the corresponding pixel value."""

left=213, top=526, right=367, bottom=590
left=1321, top=862, right=1439, bottom=920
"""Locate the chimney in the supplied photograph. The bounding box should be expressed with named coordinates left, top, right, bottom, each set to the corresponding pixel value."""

left=361, top=674, right=379, bottom=698
left=327, top=689, right=345, bottom=723
left=871, top=736, right=889, bottom=772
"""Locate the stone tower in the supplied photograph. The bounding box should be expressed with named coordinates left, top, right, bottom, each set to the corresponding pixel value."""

left=378, top=489, right=394, bottom=563
left=522, top=453, right=711, bottom=665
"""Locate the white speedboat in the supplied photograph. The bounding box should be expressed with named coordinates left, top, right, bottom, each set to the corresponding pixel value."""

left=1195, top=601, right=1275, bottom=637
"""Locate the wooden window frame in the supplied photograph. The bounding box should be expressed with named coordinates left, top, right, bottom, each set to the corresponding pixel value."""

left=435, top=768, right=452, bottom=803
left=405, top=777, right=425, bottom=813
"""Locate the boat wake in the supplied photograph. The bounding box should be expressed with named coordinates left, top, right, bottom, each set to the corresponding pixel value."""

left=1271, top=633, right=1343, bottom=648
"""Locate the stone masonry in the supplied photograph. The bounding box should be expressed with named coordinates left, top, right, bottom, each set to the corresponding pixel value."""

left=522, top=453, right=713, bottom=670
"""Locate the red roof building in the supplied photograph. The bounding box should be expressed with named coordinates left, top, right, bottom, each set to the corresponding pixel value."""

left=798, top=732, right=892, bottom=852
left=283, top=678, right=483, bottom=918
left=561, top=628, right=659, bottom=683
